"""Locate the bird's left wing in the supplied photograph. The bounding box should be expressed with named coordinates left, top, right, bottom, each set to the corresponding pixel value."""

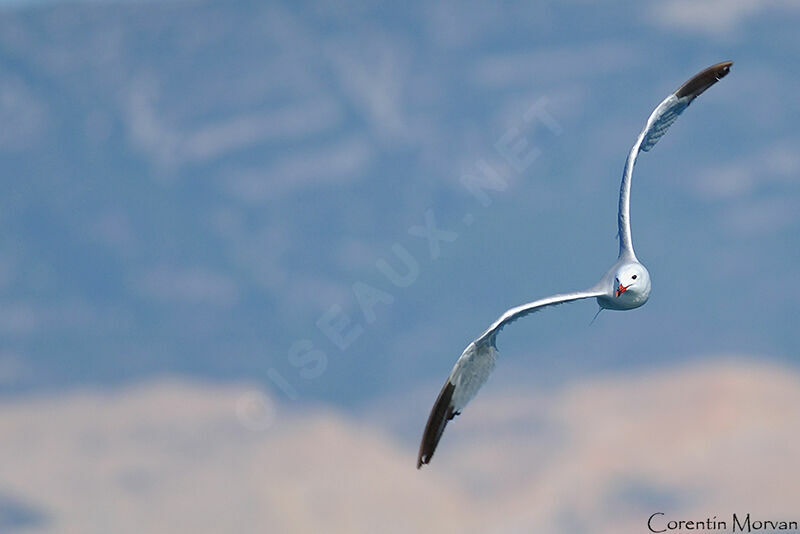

left=617, top=61, right=732, bottom=260
left=417, top=288, right=604, bottom=468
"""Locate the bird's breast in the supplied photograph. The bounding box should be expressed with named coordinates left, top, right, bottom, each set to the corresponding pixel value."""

left=597, top=291, right=649, bottom=311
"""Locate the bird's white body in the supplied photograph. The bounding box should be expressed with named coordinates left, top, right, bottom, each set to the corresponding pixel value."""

left=417, top=61, right=733, bottom=468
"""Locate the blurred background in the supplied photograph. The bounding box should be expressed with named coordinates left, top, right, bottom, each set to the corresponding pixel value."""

left=0, top=0, right=798, bottom=532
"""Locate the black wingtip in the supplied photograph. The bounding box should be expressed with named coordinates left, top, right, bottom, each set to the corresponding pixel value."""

left=417, top=380, right=457, bottom=469
left=675, top=61, right=733, bottom=101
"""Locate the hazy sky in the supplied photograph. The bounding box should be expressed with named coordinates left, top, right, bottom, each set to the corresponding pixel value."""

left=0, top=0, right=797, bottom=409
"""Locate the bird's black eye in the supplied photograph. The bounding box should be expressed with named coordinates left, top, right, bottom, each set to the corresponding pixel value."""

left=632, top=275, right=637, bottom=280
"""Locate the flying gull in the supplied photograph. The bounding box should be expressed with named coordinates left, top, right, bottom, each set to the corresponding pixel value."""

left=417, top=61, right=733, bottom=469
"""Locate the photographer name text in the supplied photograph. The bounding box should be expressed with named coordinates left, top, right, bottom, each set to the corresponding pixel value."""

left=648, top=513, right=798, bottom=532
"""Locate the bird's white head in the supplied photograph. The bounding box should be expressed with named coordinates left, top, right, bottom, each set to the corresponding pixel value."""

left=612, top=263, right=651, bottom=308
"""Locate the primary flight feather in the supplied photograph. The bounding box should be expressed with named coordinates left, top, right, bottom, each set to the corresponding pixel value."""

left=417, top=61, right=733, bottom=469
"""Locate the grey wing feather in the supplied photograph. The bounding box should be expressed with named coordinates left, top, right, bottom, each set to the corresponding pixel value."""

left=476, top=289, right=605, bottom=346
left=640, top=97, right=688, bottom=152
left=417, top=289, right=603, bottom=468
left=617, top=61, right=732, bottom=259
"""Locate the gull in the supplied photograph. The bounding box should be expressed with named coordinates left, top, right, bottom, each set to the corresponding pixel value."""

left=417, top=61, right=733, bottom=468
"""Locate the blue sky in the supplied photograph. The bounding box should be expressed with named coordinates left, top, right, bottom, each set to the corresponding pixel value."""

left=0, top=0, right=797, bottom=409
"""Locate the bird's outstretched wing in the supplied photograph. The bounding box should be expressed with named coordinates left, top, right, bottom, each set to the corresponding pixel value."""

left=617, top=61, right=732, bottom=260
left=417, top=288, right=603, bottom=468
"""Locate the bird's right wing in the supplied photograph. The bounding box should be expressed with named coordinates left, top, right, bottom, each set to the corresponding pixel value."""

left=416, top=288, right=604, bottom=468
left=617, top=61, right=733, bottom=260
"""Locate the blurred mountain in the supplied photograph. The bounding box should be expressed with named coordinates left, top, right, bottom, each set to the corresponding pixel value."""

left=0, top=0, right=797, bottom=405
left=0, top=358, right=797, bottom=533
